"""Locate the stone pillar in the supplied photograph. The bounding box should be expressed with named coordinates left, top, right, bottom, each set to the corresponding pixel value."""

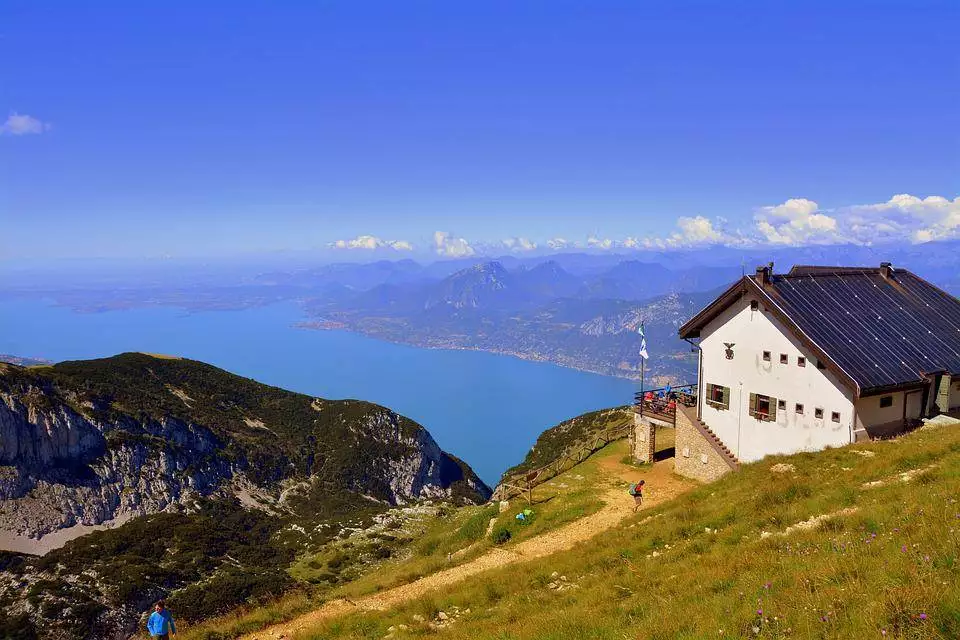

left=935, top=374, right=951, bottom=414
left=632, top=412, right=656, bottom=464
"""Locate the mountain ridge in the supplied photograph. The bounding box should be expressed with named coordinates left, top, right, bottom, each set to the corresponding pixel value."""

left=0, top=353, right=490, bottom=547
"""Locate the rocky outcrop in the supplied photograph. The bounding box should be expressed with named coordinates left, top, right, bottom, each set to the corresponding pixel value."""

left=0, top=355, right=490, bottom=549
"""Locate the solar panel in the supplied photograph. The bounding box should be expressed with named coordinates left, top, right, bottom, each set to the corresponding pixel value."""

left=766, top=269, right=960, bottom=394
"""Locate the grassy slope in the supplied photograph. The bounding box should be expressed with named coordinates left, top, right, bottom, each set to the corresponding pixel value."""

left=175, top=431, right=675, bottom=640
left=500, top=406, right=633, bottom=481
left=298, top=423, right=960, bottom=639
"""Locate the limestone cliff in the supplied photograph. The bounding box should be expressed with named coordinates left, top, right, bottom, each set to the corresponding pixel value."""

left=0, top=355, right=490, bottom=547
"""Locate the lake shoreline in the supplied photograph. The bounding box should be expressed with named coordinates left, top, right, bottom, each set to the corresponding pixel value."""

left=297, top=321, right=662, bottom=384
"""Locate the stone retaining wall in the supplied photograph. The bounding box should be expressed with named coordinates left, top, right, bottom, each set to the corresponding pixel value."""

left=674, top=405, right=734, bottom=483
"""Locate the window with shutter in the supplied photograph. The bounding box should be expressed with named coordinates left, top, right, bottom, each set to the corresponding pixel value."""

left=706, top=383, right=731, bottom=410
left=750, top=393, right=775, bottom=421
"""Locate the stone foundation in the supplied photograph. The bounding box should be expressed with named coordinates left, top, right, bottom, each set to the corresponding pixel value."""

left=674, top=405, right=735, bottom=483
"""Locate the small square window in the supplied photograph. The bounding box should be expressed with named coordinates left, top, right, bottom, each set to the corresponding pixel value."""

left=762, top=351, right=771, bottom=361
left=815, top=407, right=824, bottom=419
left=879, top=395, right=893, bottom=408
left=831, top=411, right=841, bottom=423
left=780, top=353, right=788, bottom=364
left=751, top=300, right=759, bottom=311
left=797, top=356, right=806, bottom=367
left=795, top=403, right=804, bottom=415
left=777, top=399, right=786, bottom=410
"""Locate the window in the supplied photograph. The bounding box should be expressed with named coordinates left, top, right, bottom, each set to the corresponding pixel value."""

left=706, top=383, right=731, bottom=410
left=815, top=407, right=824, bottom=419
left=762, top=350, right=771, bottom=362
left=880, top=395, right=893, bottom=408
left=831, top=411, right=841, bottom=423
left=777, top=399, right=786, bottom=411
left=780, top=353, right=788, bottom=364
left=795, top=403, right=804, bottom=415
left=816, top=359, right=827, bottom=370
left=797, top=356, right=806, bottom=368
left=751, top=300, right=759, bottom=311
left=749, top=393, right=777, bottom=421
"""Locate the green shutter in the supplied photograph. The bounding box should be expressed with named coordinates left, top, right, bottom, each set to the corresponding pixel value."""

left=749, top=393, right=757, bottom=418
left=721, top=386, right=730, bottom=410
left=769, top=397, right=777, bottom=421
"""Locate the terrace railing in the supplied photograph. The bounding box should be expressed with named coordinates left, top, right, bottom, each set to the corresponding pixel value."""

left=633, top=383, right=698, bottom=426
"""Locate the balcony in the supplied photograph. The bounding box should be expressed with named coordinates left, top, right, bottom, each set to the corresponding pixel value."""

left=633, top=383, right=698, bottom=426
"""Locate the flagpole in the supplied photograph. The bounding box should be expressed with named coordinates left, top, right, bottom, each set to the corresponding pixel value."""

left=640, top=353, right=645, bottom=419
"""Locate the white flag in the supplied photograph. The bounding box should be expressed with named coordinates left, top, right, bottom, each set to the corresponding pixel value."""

left=638, top=322, right=649, bottom=360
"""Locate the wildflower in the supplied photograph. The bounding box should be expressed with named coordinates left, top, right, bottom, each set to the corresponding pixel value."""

left=901, top=545, right=907, bottom=553
left=919, top=613, right=927, bottom=620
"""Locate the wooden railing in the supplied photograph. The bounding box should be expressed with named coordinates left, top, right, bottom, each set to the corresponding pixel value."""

left=633, top=383, right=697, bottom=426
left=495, top=420, right=633, bottom=504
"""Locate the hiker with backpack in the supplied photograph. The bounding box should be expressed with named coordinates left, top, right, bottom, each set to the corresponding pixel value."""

left=629, top=480, right=645, bottom=512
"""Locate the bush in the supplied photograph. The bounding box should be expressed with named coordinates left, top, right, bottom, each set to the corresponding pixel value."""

left=491, top=526, right=512, bottom=545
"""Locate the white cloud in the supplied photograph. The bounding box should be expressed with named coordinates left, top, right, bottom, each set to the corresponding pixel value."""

left=546, top=238, right=570, bottom=250
left=635, top=216, right=740, bottom=250
left=1, top=113, right=49, bottom=136
left=329, top=235, right=413, bottom=251
left=844, top=194, right=960, bottom=243
left=587, top=235, right=614, bottom=250
left=501, top=237, right=537, bottom=252
left=753, top=198, right=842, bottom=246
left=433, top=231, right=475, bottom=257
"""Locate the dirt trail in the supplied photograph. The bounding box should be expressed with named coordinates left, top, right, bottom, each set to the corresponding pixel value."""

left=244, top=456, right=692, bottom=640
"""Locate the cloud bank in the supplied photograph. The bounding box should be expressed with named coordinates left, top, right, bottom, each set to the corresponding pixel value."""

left=639, top=193, right=960, bottom=249
left=327, top=194, right=959, bottom=259
left=329, top=235, right=413, bottom=251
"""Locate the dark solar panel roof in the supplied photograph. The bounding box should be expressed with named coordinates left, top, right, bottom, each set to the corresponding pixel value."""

left=766, top=268, right=960, bottom=394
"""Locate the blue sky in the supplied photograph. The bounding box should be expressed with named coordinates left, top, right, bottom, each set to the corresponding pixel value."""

left=2, top=1, right=958, bottom=259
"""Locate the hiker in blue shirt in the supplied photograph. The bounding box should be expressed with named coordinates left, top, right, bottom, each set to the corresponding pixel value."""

left=146, top=599, right=176, bottom=638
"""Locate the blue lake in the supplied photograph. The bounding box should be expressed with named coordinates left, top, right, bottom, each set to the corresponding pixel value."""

left=0, top=299, right=636, bottom=485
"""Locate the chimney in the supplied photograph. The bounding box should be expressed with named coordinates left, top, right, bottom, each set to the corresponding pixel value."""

left=880, top=262, right=893, bottom=280
left=754, top=263, right=773, bottom=285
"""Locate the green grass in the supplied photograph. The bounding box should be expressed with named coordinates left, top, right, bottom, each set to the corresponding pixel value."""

left=174, top=435, right=640, bottom=639
left=502, top=406, right=633, bottom=480
left=331, top=442, right=623, bottom=601
left=296, top=424, right=960, bottom=639
left=173, top=591, right=316, bottom=640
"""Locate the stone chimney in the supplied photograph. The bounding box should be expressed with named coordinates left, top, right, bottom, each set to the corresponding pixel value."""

left=880, top=262, right=893, bottom=280
left=754, top=262, right=773, bottom=285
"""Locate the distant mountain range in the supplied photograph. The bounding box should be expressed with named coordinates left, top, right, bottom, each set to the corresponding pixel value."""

left=5, top=242, right=957, bottom=383
left=0, top=354, right=51, bottom=367
left=300, top=259, right=728, bottom=381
